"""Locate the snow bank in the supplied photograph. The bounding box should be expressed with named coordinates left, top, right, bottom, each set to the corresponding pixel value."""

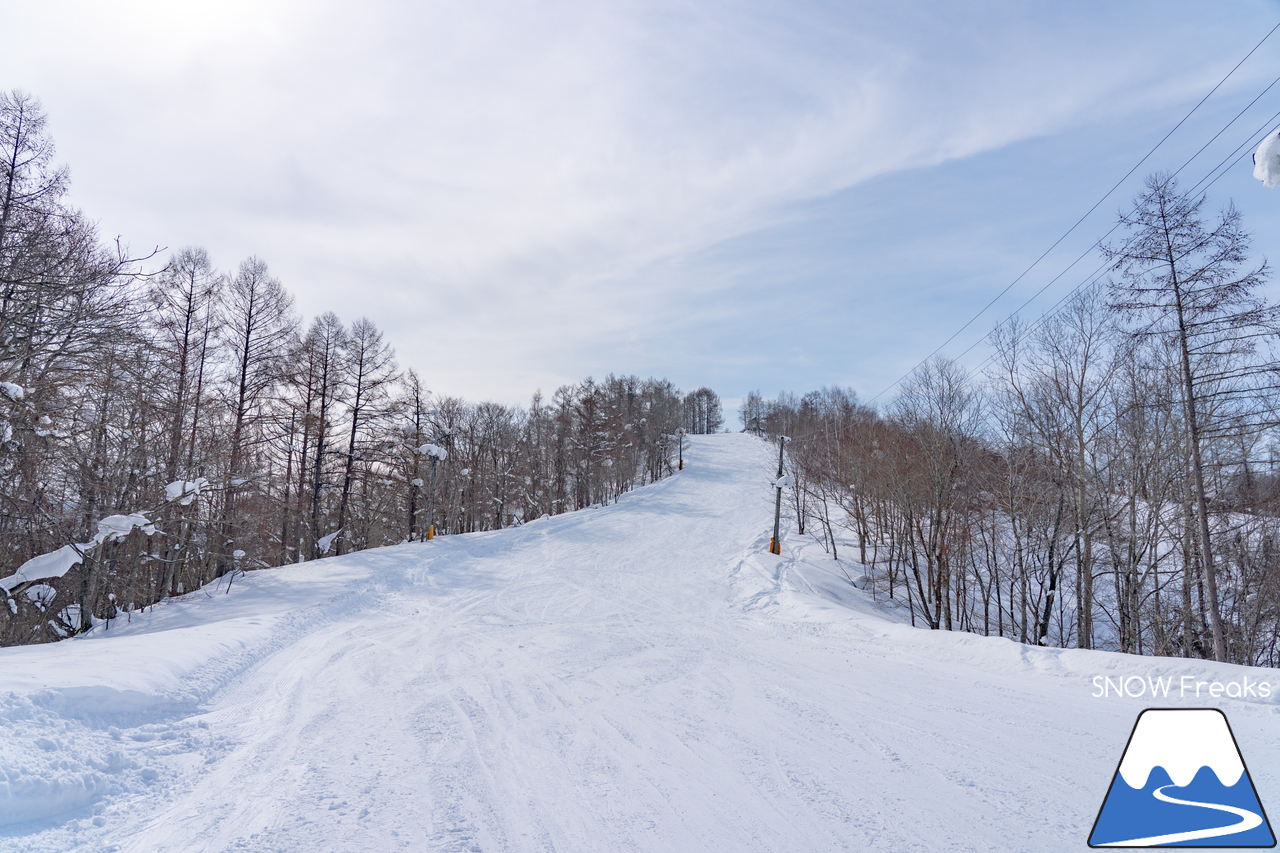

left=0, top=551, right=378, bottom=840
left=0, top=739, right=111, bottom=826
left=0, top=689, right=225, bottom=832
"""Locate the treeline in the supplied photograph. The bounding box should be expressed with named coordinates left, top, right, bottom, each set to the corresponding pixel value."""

left=0, top=91, right=722, bottom=645
left=749, top=174, right=1280, bottom=667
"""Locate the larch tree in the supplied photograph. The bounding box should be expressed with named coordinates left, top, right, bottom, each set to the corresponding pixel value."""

left=293, top=312, right=347, bottom=560
left=147, top=247, right=224, bottom=594
left=148, top=247, right=223, bottom=483
left=218, top=256, right=296, bottom=571
left=1105, top=173, right=1276, bottom=662
left=335, top=317, right=398, bottom=554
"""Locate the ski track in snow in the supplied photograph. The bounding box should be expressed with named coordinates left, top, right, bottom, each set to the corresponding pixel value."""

left=0, top=434, right=1277, bottom=852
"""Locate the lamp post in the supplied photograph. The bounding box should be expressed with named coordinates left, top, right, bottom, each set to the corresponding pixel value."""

left=425, top=448, right=441, bottom=539
left=420, top=424, right=450, bottom=540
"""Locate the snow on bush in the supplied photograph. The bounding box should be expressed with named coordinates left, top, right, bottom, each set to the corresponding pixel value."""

left=317, top=531, right=341, bottom=555
left=0, top=515, right=157, bottom=592
left=164, top=478, right=209, bottom=506
left=23, top=584, right=56, bottom=612
left=0, top=546, right=88, bottom=593
left=95, top=515, right=156, bottom=542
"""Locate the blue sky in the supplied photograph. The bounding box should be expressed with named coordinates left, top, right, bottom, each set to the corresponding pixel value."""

left=5, top=0, right=1280, bottom=412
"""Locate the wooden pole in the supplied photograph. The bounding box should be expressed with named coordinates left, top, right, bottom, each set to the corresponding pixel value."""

left=771, top=435, right=786, bottom=554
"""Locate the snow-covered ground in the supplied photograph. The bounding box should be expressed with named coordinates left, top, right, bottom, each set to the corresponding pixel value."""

left=1, top=433, right=1277, bottom=852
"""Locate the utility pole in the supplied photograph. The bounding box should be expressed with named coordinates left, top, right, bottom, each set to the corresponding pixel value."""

left=422, top=423, right=450, bottom=540
left=678, top=428, right=686, bottom=470
left=770, top=435, right=788, bottom=555
left=425, top=451, right=440, bottom=539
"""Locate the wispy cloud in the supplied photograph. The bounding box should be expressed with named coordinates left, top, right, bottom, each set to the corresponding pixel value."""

left=3, top=0, right=1273, bottom=402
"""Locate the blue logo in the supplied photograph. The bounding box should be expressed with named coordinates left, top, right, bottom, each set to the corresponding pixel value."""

left=1089, top=708, right=1275, bottom=847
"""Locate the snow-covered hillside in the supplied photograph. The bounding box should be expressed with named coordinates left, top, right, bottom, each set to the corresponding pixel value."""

left=1, top=434, right=1277, bottom=852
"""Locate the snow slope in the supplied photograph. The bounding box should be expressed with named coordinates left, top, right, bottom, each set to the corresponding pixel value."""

left=1, top=433, right=1277, bottom=852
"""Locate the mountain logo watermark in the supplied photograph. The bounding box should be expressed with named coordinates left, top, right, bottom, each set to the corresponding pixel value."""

left=1089, top=708, right=1275, bottom=848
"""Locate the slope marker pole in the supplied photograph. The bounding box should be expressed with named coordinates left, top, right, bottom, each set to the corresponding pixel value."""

left=770, top=435, right=789, bottom=555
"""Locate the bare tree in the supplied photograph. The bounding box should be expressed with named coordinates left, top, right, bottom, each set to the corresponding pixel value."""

left=148, top=247, right=223, bottom=482
left=891, top=357, right=984, bottom=631
left=335, top=317, right=398, bottom=553
left=218, top=257, right=295, bottom=570
left=683, top=387, right=723, bottom=434
left=290, top=312, right=347, bottom=560
left=987, top=287, right=1121, bottom=649
left=1105, top=173, right=1275, bottom=662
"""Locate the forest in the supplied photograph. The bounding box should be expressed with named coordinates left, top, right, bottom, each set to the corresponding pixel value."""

left=0, top=91, right=724, bottom=645
left=747, top=174, right=1280, bottom=666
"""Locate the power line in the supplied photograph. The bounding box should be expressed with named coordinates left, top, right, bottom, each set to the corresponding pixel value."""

left=1187, top=104, right=1280, bottom=194
left=967, top=103, right=1280, bottom=377
left=866, top=21, right=1280, bottom=403
left=951, top=100, right=1280, bottom=380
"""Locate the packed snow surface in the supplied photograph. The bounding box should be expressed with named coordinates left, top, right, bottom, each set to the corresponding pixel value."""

left=0, top=434, right=1277, bottom=852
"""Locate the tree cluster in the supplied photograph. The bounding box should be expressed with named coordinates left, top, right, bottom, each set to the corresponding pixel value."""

left=0, top=92, right=695, bottom=645
left=750, top=175, right=1280, bottom=666
left=682, top=387, right=724, bottom=435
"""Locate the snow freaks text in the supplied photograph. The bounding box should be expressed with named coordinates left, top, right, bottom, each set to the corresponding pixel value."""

left=1090, top=676, right=1273, bottom=700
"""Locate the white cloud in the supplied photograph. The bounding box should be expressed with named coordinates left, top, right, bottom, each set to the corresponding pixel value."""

left=2, top=0, right=1270, bottom=401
